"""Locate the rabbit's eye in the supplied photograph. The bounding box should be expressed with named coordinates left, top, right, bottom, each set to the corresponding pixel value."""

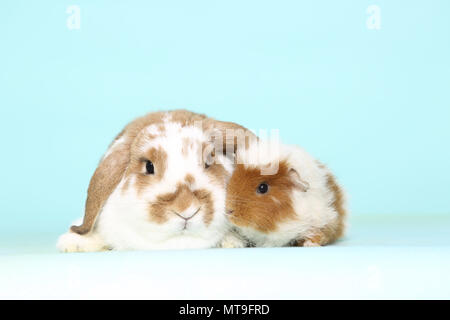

left=204, top=153, right=214, bottom=169
left=146, top=161, right=155, bottom=174
left=257, top=183, right=269, bottom=194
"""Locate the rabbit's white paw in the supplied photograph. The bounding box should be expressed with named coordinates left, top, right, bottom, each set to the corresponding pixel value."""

left=220, top=233, right=246, bottom=248
left=57, top=231, right=108, bottom=253
left=303, top=240, right=321, bottom=247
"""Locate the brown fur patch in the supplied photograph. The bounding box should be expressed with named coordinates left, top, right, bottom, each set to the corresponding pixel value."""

left=226, top=161, right=297, bottom=233
left=295, top=172, right=346, bottom=246
left=128, top=146, right=168, bottom=196
left=206, top=163, right=229, bottom=188
left=148, top=201, right=170, bottom=224
left=170, top=110, right=208, bottom=127
left=148, top=184, right=214, bottom=225
left=199, top=190, right=214, bottom=225
left=172, top=185, right=195, bottom=213
left=185, top=174, right=195, bottom=186
left=322, top=173, right=346, bottom=243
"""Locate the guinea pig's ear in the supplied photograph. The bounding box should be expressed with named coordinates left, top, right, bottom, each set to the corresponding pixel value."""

left=70, top=136, right=130, bottom=235
left=288, top=168, right=310, bottom=192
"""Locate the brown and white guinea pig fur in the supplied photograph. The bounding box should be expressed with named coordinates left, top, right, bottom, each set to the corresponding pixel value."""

left=224, top=140, right=347, bottom=247
left=57, top=110, right=255, bottom=252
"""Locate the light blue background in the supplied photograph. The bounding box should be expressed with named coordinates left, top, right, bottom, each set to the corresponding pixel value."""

left=1, top=1, right=449, bottom=232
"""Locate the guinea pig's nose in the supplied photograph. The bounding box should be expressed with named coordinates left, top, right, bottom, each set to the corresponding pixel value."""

left=226, top=209, right=234, bottom=215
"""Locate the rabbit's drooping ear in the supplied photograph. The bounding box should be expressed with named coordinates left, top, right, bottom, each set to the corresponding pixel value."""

left=69, top=110, right=169, bottom=235
left=70, top=138, right=130, bottom=235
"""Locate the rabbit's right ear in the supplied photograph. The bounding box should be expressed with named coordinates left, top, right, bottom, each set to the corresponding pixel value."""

left=204, top=119, right=257, bottom=157
left=70, top=137, right=130, bottom=235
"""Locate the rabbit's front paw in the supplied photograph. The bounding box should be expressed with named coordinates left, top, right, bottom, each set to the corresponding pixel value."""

left=220, top=233, right=246, bottom=248
left=57, top=231, right=108, bottom=253
left=303, top=239, right=321, bottom=247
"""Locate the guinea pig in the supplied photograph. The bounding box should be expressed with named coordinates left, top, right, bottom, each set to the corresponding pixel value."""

left=57, top=109, right=255, bottom=252
left=225, top=140, right=347, bottom=247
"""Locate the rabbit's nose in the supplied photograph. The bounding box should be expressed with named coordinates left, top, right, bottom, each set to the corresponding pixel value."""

left=173, top=207, right=201, bottom=220
left=226, top=209, right=234, bottom=215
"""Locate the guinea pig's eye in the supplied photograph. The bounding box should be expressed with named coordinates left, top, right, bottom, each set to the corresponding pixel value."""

left=257, top=183, right=269, bottom=194
left=145, top=160, right=155, bottom=175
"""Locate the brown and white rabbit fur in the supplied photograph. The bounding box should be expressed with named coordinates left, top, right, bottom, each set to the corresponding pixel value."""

left=57, top=110, right=254, bottom=252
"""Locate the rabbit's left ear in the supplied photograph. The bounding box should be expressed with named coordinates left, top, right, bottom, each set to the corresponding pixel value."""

left=70, top=137, right=129, bottom=235
left=288, top=168, right=310, bottom=192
